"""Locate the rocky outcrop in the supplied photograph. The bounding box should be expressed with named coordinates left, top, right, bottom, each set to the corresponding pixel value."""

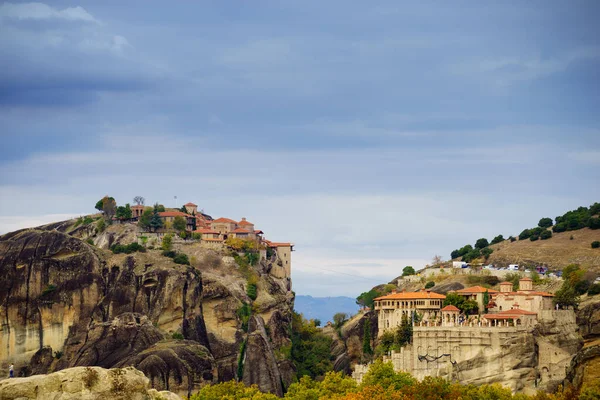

left=0, top=222, right=295, bottom=397
left=566, top=296, right=600, bottom=390
left=0, top=366, right=181, bottom=400
left=322, top=311, right=378, bottom=375
left=577, top=296, right=600, bottom=339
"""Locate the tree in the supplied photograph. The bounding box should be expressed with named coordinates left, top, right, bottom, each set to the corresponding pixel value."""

left=538, top=217, right=553, bottom=228
left=483, top=290, right=490, bottom=312
left=290, top=312, right=334, bottom=379
left=173, top=216, right=187, bottom=232
left=519, top=229, right=531, bottom=240
left=553, top=222, right=567, bottom=233
left=133, top=196, right=145, bottom=206
left=402, top=266, right=416, bottom=276
left=462, top=248, right=481, bottom=263
left=462, top=299, right=479, bottom=315
left=481, top=247, right=493, bottom=260
left=356, top=289, right=380, bottom=309
left=362, top=318, right=373, bottom=356
left=540, top=230, right=552, bottom=240
left=95, top=199, right=104, bottom=212
left=554, top=284, right=579, bottom=309
left=395, top=314, right=413, bottom=347
left=116, top=204, right=132, bottom=220
left=474, top=238, right=489, bottom=249
left=424, top=281, right=435, bottom=289
left=156, top=204, right=166, bottom=212
left=431, top=255, right=443, bottom=265
left=360, top=360, right=416, bottom=391
left=138, top=209, right=153, bottom=231
left=333, top=312, right=348, bottom=328
left=443, top=293, right=465, bottom=310
left=161, top=233, right=173, bottom=251
left=589, top=217, right=600, bottom=230
left=150, top=204, right=164, bottom=232
left=490, top=235, right=504, bottom=245
left=101, top=196, right=116, bottom=220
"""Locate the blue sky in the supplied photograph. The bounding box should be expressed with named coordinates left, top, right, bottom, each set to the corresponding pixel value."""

left=1, top=1, right=599, bottom=297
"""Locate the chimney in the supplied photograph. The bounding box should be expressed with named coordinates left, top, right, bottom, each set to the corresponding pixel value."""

left=391, top=289, right=397, bottom=294
left=241, top=217, right=246, bottom=221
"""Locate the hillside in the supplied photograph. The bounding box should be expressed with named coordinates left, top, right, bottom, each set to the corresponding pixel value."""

left=486, top=228, right=600, bottom=271
left=0, top=217, right=295, bottom=397
left=294, top=295, right=359, bottom=324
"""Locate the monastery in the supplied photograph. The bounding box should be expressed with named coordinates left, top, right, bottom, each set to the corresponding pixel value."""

left=358, top=277, right=575, bottom=393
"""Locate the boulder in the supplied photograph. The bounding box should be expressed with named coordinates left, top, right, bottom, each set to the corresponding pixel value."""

left=0, top=366, right=181, bottom=400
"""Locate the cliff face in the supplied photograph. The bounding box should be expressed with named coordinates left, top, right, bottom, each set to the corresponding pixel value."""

left=0, top=221, right=294, bottom=397
left=567, top=296, right=600, bottom=390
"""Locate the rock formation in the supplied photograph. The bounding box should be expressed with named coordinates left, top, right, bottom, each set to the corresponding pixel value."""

left=0, top=219, right=294, bottom=397
left=0, top=366, right=181, bottom=400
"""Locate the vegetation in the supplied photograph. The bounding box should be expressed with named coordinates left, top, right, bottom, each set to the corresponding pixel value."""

left=226, top=237, right=260, bottom=252
left=474, top=238, right=489, bottom=249
left=540, top=230, right=552, bottom=240
left=192, top=232, right=202, bottom=240
left=553, top=264, right=587, bottom=308
left=138, top=209, right=153, bottom=231
left=237, top=339, right=247, bottom=380
left=171, top=332, right=184, bottom=340
left=290, top=312, right=334, bottom=379
left=424, top=281, right=435, bottom=289
left=481, top=247, right=493, bottom=260
left=133, top=196, right=145, bottom=206
left=96, top=218, right=106, bottom=233
left=247, top=283, right=257, bottom=301
left=356, top=289, right=381, bottom=309
left=333, top=312, right=349, bottom=328
left=538, top=217, right=553, bottom=228
left=443, top=293, right=478, bottom=315
left=110, top=243, right=146, bottom=254
left=402, top=266, right=415, bottom=276
left=376, top=314, right=413, bottom=355
left=115, top=204, right=132, bottom=220
left=237, top=302, right=252, bottom=332
left=592, top=241, right=600, bottom=249
left=161, top=233, right=173, bottom=251
left=150, top=204, right=164, bottom=231
left=173, top=215, right=187, bottom=232
left=466, top=275, right=500, bottom=286
left=172, top=253, right=190, bottom=265
left=192, top=359, right=600, bottom=400
left=490, top=234, right=504, bottom=245
left=588, top=283, right=600, bottom=296
left=95, top=196, right=117, bottom=220
left=362, top=318, right=373, bottom=357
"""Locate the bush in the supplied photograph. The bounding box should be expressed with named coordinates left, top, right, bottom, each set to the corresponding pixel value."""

left=481, top=247, right=493, bottom=259
left=424, top=281, right=435, bottom=289
left=96, top=218, right=106, bottom=233
left=83, top=216, right=94, bottom=225
left=462, top=248, right=481, bottom=262
left=173, top=253, right=190, bottom=265
left=588, top=283, right=600, bottom=296
left=474, top=238, right=489, bottom=249
left=588, top=217, right=600, bottom=230
left=192, top=232, right=201, bottom=240
left=509, top=236, right=516, bottom=242
left=538, top=217, right=553, bottom=228
left=553, top=222, right=567, bottom=233
left=162, top=250, right=176, bottom=258
left=519, top=229, right=531, bottom=240
left=161, top=234, right=173, bottom=251
left=172, top=332, right=184, bottom=340
left=402, top=266, right=415, bottom=276
left=490, top=235, right=504, bottom=245
left=111, top=243, right=146, bottom=254
left=41, top=284, right=57, bottom=296
left=530, top=234, right=539, bottom=241
left=247, top=283, right=257, bottom=300
left=540, top=230, right=552, bottom=240
left=592, top=241, right=600, bottom=249
left=86, top=238, right=94, bottom=245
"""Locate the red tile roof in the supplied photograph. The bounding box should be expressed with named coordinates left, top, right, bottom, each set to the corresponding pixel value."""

left=238, top=219, right=253, bottom=226
left=213, top=217, right=237, bottom=224
left=500, top=282, right=513, bottom=285
left=185, top=202, right=197, bottom=206
left=266, top=241, right=294, bottom=248
left=231, top=228, right=251, bottom=233
left=493, top=291, right=554, bottom=297
left=375, top=290, right=446, bottom=301
left=455, top=286, right=498, bottom=294
left=483, top=309, right=537, bottom=319
left=441, top=305, right=460, bottom=312
left=254, top=230, right=264, bottom=234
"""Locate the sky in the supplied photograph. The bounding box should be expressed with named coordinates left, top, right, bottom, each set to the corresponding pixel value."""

left=1, top=1, right=599, bottom=298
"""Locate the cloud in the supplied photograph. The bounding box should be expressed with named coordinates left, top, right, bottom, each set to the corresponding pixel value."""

left=0, top=2, right=97, bottom=23
left=0, top=2, right=156, bottom=107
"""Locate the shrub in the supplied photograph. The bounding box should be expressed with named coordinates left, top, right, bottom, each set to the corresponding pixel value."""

left=570, top=235, right=574, bottom=240
left=538, top=217, right=553, bottom=228
left=111, top=243, right=146, bottom=254
left=402, top=266, right=415, bottom=276
left=540, top=230, right=552, bottom=240
left=172, top=332, right=184, bottom=340
left=237, top=303, right=252, bottom=332
left=161, top=234, right=173, bottom=251
left=247, top=283, right=257, bottom=300
left=333, top=312, right=348, bottom=328
left=82, top=367, right=99, bottom=389
left=474, top=238, right=489, bottom=249
left=588, top=283, right=600, bottom=296
left=588, top=217, right=600, bottom=230
left=424, top=281, right=435, bottom=289
left=83, top=216, right=94, bottom=225
left=41, top=284, right=57, bottom=296
left=519, top=229, right=531, bottom=240
left=481, top=247, right=493, bottom=259
left=173, top=253, right=190, bottom=265
left=96, top=218, right=106, bottom=233
left=462, top=248, right=481, bottom=262
left=162, top=250, right=176, bottom=258
left=86, top=238, right=94, bottom=245
left=553, top=222, right=567, bottom=233
left=509, top=236, right=516, bottom=242
left=530, top=234, right=539, bottom=241
left=192, top=232, right=201, bottom=240
left=592, top=241, right=600, bottom=249
left=490, top=235, right=504, bottom=245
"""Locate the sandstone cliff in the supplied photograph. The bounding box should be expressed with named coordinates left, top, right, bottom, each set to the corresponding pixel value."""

left=0, top=219, right=294, bottom=397
left=567, top=296, right=600, bottom=390
left=0, top=366, right=181, bottom=400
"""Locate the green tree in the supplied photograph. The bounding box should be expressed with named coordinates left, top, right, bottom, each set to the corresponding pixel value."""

left=554, top=284, right=579, bottom=309
left=396, top=313, right=413, bottom=346
left=95, top=199, right=104, bottom=212
left=161, top=233, right=173, bottom=251
left=173, top=216, right=186, bottom=232
left=483, top=290, right=490, bottom=312
left=290, top=312, right=334, bottom=379
left=462, top=248, right=481, bottom=262
left=553, top=222, right=567, bottom=233
left=475, top=238, right=489, bottom=249
left=424, top=281, right=435, bottom=289
left=538, top=217, right=553, bottom=228
left=156, top=204, right=166, bottom=212
left=540, top=230, right=552, bottom=240
left=333, top=312, right=348, bottom=328
left=138, top=209, right=153, bottom=231
left=490, top=234, right=504, bottom=245
left=402, top=266, right=416, bottom=276
left=150, top=204, right=164, bottom=231
left=589, top=217, right=600, bottom=230
left=462, top=299, right=479, bottom=315
left=443, top=293, right=465, bottom=310
left=362, top=318, right=373, bottom=356
left=356, top=289, right=380, bottom=309
left=360, top=360, right=416, bottom=391
left=481, top=247, right=493, bottom=260
left=116, top=204, right=132, bottom=220
left=519, top=229, right=531, bottom=240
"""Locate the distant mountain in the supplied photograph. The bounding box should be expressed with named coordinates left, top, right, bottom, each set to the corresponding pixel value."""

left=294, top=295, right=359, bottom=324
